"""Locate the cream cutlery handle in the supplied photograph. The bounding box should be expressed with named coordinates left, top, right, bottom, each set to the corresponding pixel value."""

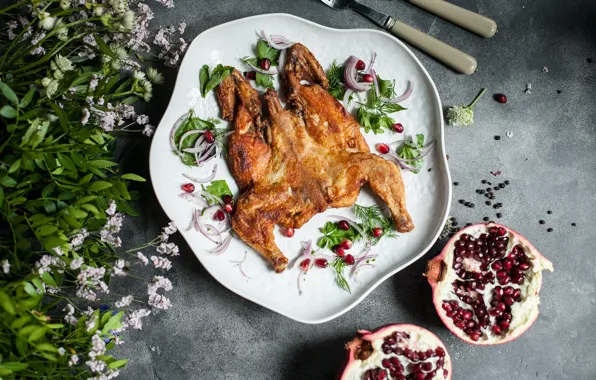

left=409, top=0, right=497, bottom=38
left=390, top=21, right=477, bottom=75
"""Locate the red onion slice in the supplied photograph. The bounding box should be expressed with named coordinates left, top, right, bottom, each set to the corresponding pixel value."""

left=182, top=164, right=217, bottom=183
left=380, top=80, right=414, bottom=104
left=170, top=113, right=189, bottom=157
left=178, top=130, right=204, bottom=153
left=327, top=215, right=367, bottom=239
left=386, top=152, right=418, bottom=171
left=343, top=89, right=354, bottom=109
left=197, top=144, right=216, bottom=164
left=247, top=62, right=279, bottom=75
left=178, top=193, right=209, bottom=208
left=207, top=235, right=232, bottom=255
left=372, top=69, right=380, bottom=98
left=344, top=56, right=373, bottom=92
left=393, top=140, right=435, bottom=163
left=197, top=191, right=223, bottom=206
left=365, top=52, right=377, bottom=75
left=257, top=30, right=295, bottom=50
left=197, top=222, right=223, bottom=244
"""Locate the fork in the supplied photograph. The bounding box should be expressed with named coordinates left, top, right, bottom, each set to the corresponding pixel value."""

left=320, top=0, right=477, bottom=75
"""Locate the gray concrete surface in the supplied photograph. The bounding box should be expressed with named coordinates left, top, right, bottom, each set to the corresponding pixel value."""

left=116, top=0, right=596, bottom=379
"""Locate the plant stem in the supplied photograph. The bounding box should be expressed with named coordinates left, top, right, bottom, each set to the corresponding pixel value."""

left=467, top=88, right=487, bottom=108
left=0, top=0, right=30, bottom=15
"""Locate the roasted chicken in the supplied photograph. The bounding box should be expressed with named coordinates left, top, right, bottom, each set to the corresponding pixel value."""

left=215, top=43, right=414, bottom=273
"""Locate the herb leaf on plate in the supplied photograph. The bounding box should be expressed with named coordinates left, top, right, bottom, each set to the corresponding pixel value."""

left=357, top=80, right=407, bottom=134
left=174, top=109, right=223, bottom=166
left=353, top=204, right=397, bottom=245
left=201, top=180, right=233, bottom=205
left=199, top=64, right=234, bottom=97
left=256, top=40, right=280, bottom=65
left=332, top=257, right=351, bottom=293
left=327, top=60, right=345, bottom=100
left=397, top=133, right=426, bottom=174
left=318, top=221, right=361, bottom=249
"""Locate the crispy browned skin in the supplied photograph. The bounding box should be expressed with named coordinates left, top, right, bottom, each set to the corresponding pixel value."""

left=217, top=44, right=414, bottom=272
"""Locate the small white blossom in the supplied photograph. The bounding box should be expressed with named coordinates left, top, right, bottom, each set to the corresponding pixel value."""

left=58, top=347, right=66, bottom=356
left=137, top=252, right=149, bottom=265
left=45, top=79, right=59, bottom=98
left=70, top=228, right=89, bottom=249
left=159, top=232, right=169, bottom=242
left=68, top=354, right=80, bottom=367
left=124, top=308, right=151, bottom=329
left=106, top=200, right=117, bottom=216
left=85, top=314, right=98, bottom=332
left=133, top=70, right=146, bottom=80
left=155, top=0, right=174, bottom=8
left=121, top=11, right=135, bottom=30
left=81, top=108, right=90, bottom=125
left=150, top=256, right=172, bottom=271
left=89, top=78, right=99, bottom=91
left=2, top=260, right=10, bottom=274
left=148, top=293, right=172, bottom=309
left=115, top=295, right=134, bottom=308
left=54, top=54, right=74, bottom=72
left=35, top=254, right=66, bottom=275
left=60, top=0, right=71, bottom=9
left=142, top=124, right=155, bottom=137
left=39, top=12, right=56, bottom=30
left=112, top=259, right=127, bottom=276
left=99, top=111, right=117, bottom=132
left=163, top=221, right=177, bottom=235
left=178, top=22, right=186, bottom=34
left=77, top=287, right=97, bottom=301
left=97, top=97, right=105, bottom=106
left=136, top=114, right=149, bottom=125
left=148, top=275, right=173, bottom=295
left=70, top=257, right=84, bottom=270
left=146, top=67, right=164, bottom=84
left=86, top=359, right=106, bottom=373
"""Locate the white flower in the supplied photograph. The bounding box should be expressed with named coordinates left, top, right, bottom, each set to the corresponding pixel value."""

left=39, top=12, right=56, bottom=30
left=106, top=200, right=117, bottom=216
left=150, top=256, right=172, bottom=271
left=136, top=252, right=149, bottom=265
left=133, top=70, right=146, bottom=80
left=99, top=111, right=116, bottom=132
left=89, top=332, right=106, bottom=358
left=45, top=79, right=59, bottom=98
left=68, top=354, right=80, bottom=367
left=35, top=255, right=66, bottom=275
left=86, top=359, right=106, bottom=373
left=2, top=260, right=10, bottom=274
left=70, top=228, right=89, bottom=249
left=81, top=108, right=90, bottom=125
left=148, top=276, right=173, bottom=295
left=115, top=295, right=134, bottom=308
left=112, top=259, right=127, bottom=276
left=60, top=0, right=71, bottom=9
left=53, top=69, right=64, bottom=80
left=89, top=78, right=99, bottom=91
left=70, top=257, right=84, bottom=270
left=163, top=222, right=177, bottom=235
left=160, top=232, right=169, bottom=242
left=52, top=246, right=64, bottom=256
left=178, top=22, right=186, bottom=34
left=446, top=106, right=474, bottom=127
left=54, top=54, right=74, bottom=72
left=97, top=97, right=105, bottom=106
left=156, top=242, right=179, bottom=256
left=142, top=124, right=155, bottom=137
left=121, top=11, right=135, bottom=30
left=76, top=287, right=97, bottom=301
left=85, top=314, right=98, bottom=332
left=58, top=347, right=66, bottom=356
left=143, top=91, right=152, bottom=102
left=93, top=5, right=105, bottom=16
left=124, top=308, right=151, bottom=329
left=136, top=114, right=149, bottom=125
left=64, top=304, right=79, bottom=325
left=155, top=0, right=174, bottom=8
left=146, top=67, right=164, bottom=84
left=148, top=293, right=172, bottom=309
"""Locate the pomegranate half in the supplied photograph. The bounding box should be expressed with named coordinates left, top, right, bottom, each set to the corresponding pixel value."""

left=425, top=223, right=553, bottom=345
left=340, top=324, right=452, bottom=380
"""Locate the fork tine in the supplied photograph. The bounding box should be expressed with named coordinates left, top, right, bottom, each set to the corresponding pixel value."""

left=320, top=0, right=335, bottom=7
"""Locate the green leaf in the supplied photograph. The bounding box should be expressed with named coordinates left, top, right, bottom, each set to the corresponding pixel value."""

left=0, top=362, right=28, bottom=372
left=0, top=104, right=17, bottom=118
left=36, top=343, right=58, bottom=352
left=16, top=336, right=28, bottom=356
left=27, top=326, right=48, bottom=342
left=115, top=180, right=131, bottom=200
left=255, top=72, right=274, bottom=89
left=68, top=208, right=88, bottom=219
left=20, top=88, right=36, bottom=108
left=203, top=65, right=233, bottom=96
left=102, top=311, right=124, bottom=334
left=80, top=203, right=100, bottom=215
left=202, top=180, right=232, bottom=201
left=256, top=39, right=280, bottom=63
left=23, top=283, right=37, bottom=297
left=0, top=81, right=19, bottom=106
left=36, top=225, right=58, bottom=236
left=94, top=34, right=115, bottom=57
left=43, top=200, right=56, bottom=214
left=57, top=153, right=76, bottom=171
left=9, top=158, right=21, bottom=173
left=88, top=181, right=113, bottom=192
left=89, top=160, right=117, bottom=168
left=41, top=272, right=57, bottom=287
left=48, top=102, right=69, bottom=133
left=108, top=359, right=129, bottom=369
left=75, top=195, right=98, bottom=204
left=70, top=151, right=87, bottom=169
left=199, top=64, right=209, bottom=97
left=0, top=291, right=16, bottom=315
left=327, top=61, right=345, bottom=100
left=41, top=183, right=56, bottom=198
left=121, top=95, right=140, bottom=104
left=2, top=176, right=17, bottom=187
left=121, top=173, right=146, bottom=182
left=61, top=214, right=81, bottom=228
left=0, top=187, right=4, bottom=205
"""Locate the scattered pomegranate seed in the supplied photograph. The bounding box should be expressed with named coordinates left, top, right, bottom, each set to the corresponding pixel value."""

left=334, top=246, right=345, bottom=257
left=314, top=258, right=328, bottom=268
left=222, top=194, right=233, bottom=204
left=283, top=227, right=295, bottom=238
left=299, top=259, right=310, bottom=272
left=260, top=58, right=271, bottom=70
left=355, top=59, right=366, bottom=70
left=338, top=220, right=350, bottom=231
left=223, top=203, right=233, bottom=214
left=373, top=228, right=383, bottom=237
left=362, top=74, right=374, bottom=83
left=244, top=71, right=256, bottom=80
left=345, top=254, right=355, bottom=265
left=392, top=123, right=404, bottom=133
left=341, top=240, right=352, bottom=250
left=204, top=130, right=215, bottom=143
left=494, top=93, right=507, bottom=104
left=213, top=210, right=225, bottom=221
left=181, top=183, right=195, bottom=193
left=376, top=143, right=390, bottom=154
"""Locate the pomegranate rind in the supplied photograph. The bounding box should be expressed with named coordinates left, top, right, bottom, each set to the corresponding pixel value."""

left=340, top=324, right=452, bottom=380
left=426, top=223, right=553, bottom=346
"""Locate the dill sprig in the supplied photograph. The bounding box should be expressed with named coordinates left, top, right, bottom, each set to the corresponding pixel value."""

left=332, top=257, right=351, bottom=293
left=353, top=204, right=398, bottom=245
left=327, top=60, right=345, bottom=100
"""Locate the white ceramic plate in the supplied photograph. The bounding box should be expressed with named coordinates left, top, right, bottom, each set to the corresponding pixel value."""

left=149, top=13, right=451, bottom=324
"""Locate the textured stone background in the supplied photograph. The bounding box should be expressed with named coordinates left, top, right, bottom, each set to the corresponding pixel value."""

left=115, top=0, right=596, bottom=379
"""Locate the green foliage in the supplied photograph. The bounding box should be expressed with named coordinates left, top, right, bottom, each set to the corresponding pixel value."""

left=239, top=40, right=280, bottom=90
left=201, top=180, right=232, bottom=205
left=357, top=76, right=407, bottom=134
left=396, top=134, right=426, bottom=174
left=173, top=109, right=225, bottom=166
left=199, top=64, right=233, bottom=98
left=327, top=61, right=345, bottom=100
left=317, top=222, right=361, bottom=249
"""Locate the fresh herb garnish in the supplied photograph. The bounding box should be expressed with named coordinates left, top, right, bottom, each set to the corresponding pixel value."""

left=256, top=40, right=280, bottom=65
left=352, top=204, right=398, bottom=245
left=174, top=109, right=224, bottom=166
left=357, top=80, right=406, bottom=134
left=327, top=60, right=345, bottom=100
left=239, top=40, right=280, bottom=90
left=376, top=74, right=395, bottom=98
left=331, top=257, right=351, bottom=293
left=199, top=64, right=234, bottom=98
left=397, top=134, right=425, bottom=174
left=446, top=88, right=487, bottom=127
left=201, top=180, right=232, bottom=205
left=318, top=221, right=361, bottom=249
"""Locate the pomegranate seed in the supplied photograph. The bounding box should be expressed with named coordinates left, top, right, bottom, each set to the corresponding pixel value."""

left=513, top=275, right=524, bottom=285
left=496, top=302, right=507, bottom=311
left=446, top=310, right=457, bottom=318
left=392, top=123, right=404, bottom=133
left=513, top=289, right=521, bottom=299
left=498, top=276, right=511, bottom=285
left=260, top=58, right=271, bottom=70
left=390, top=356, right=400, bottom=366
left=223, top=203, right=234, bottom=213
left=181, top=183, right=195, bottom=193
left=376, top=143, right=390, bottom=154
left=334, top=246, right=345, bottom=257
left=469, top=332, right=481, bottom=341
left=494, top=93, right=507, bottom=104
left=338, top=220, right=350, bottom=230
left=499, top=320, right=510, bottom=330
left=491, top=261, right=503, bottom=271
left=355, top=59, right=366, bottom=70
left=344, top=254, right=355, bottom=265
left=341, top=240, right=352, bottom=250
left=362, top=73, right=374, bottom=83
left=489, top=227, right=498, bottom=235
left=492, top=324, right=502, bottom=335
left=283, top=227, right=295, bottom=238
left=503, top=260, right=513, bottom=271
left=373, top=228, right=383, bottom=237
left=378, top=371, right=387, bottom=380
left=204, top=130, right=215, bottom=143
left=504, top=286, right=514, bottom=296
left=435, top=347, right=445, bottom=357
left=497, top=227, right=507, bottom=236
left=415, top=371, right=425, bottom=380
left=213, top=210, right=225, bottom=221
left=222, top=194, right=233, bottom=204
left=299, top=259, right=310, bottom=272
left=314, top=258, right=328, bottom=268
left=442, top=301, right=452, bottom=311
left=382, top=358, right=391, bottom=368
left=503, top=296, right=515, bottom=306
left=519, top=262, right=531, bottom=271
left=244, top=71, right=256, bottom=80
left=462, top=310, right=472, bottom=320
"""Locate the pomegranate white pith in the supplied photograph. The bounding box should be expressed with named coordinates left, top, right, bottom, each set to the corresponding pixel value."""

left=340, top=324, right=452, bottom=380
left=425, top=223, right=553, bottom=345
